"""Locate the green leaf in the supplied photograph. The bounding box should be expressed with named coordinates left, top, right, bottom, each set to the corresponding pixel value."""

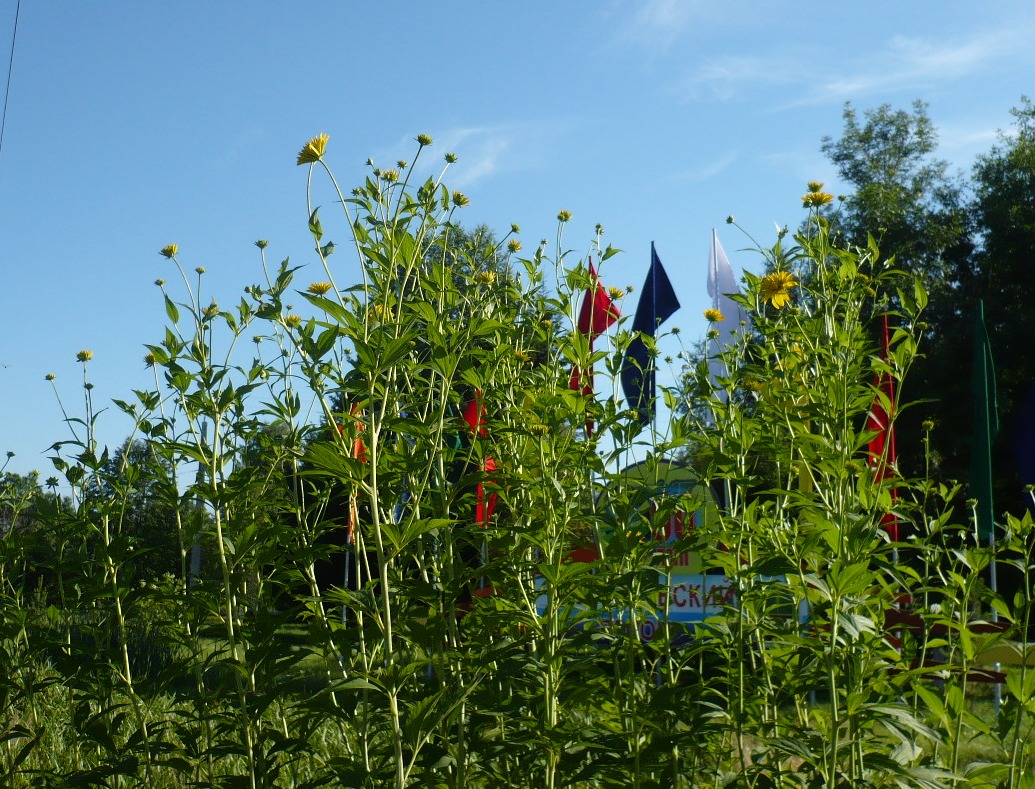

left=913, top=682, right=947, bottom=726
left=164, top=294, right=180, bottom=324
left=301, top=293, right=354, bottom=326
left=309, top=207, right=323, bottom=243
left=913, top=277, right=928, bottom=311
left=746, top=554, right=795, bottom=577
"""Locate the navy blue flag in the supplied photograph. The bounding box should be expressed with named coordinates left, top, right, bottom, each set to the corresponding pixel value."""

left=621, top=243, right=681, bottom=424
left=1015, top=379, right=1035, bottom=514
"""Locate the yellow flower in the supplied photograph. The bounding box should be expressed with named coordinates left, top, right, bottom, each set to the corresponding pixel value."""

left=760, top=271, right=797, bottom=309
left=255, top=239, right=269, bottom=249
left=202, top=303, right=219, bottom=317
left=557, top=210, right=572, bottom=223
left=445, top=152, right=458, bottom=163
left=45, top=373, right=56, bottom=381
left=160, top=244, right=178, bottom=258
left=704, top=308, right=725, bottom=323
left=743, top=377, right=764, bottom=392
left=608, top=286, right=624, bottom=301
left=307, top=282, right=333, bottom=295
left=296, top=133, right=329, bottom=166
left=143, top=352, right=156, bottom=367
left=507, top=239, right=522, bottom=253
left=76, top=350, right=93, bottom=363
left=515, top=349, right=532, bottom=363
left=452, top=191, right=469, bottom=207
left=802, top=191, right=834, bottom=208
left=806, top=181, right=824, bottom=193
left=416, top=133, right=433, bottom=146
left=529, top=422, right=550, bottom=436
left=475, top=270, right=497, bottom=285
left=284, top=314, right=303, bottom=328
left=382, top=169, right=399, bottom=183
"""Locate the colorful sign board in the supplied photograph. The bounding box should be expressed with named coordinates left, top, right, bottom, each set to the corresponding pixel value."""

left=614, top=459, right=730, bottom=634
left=533, top=460, right=733, bottom=638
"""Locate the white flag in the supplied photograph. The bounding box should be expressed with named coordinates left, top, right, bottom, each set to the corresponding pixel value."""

left=707, top=230, right=745, bottom=398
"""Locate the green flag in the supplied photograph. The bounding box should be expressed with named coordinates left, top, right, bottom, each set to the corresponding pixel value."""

left=971, top=300, right=999, bottom=542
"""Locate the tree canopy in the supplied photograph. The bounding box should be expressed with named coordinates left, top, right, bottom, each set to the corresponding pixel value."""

left=822, top=98, right=1035, bottom=518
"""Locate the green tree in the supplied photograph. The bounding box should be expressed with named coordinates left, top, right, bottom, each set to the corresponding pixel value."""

left=970, top=98, right=1035, bottom=413
left=819, top=102, right=975, bottom=496
left=821, top=98, right=1035, bottom=522
left=1, top=469, right=43, bottom=596
left=93, top=437, right=183, bottom=581
left=820, top=100, right=971, bottom=298
left=892, top=99, right=1035, bottom=518
left=960, top=98, right=1035, bottom=512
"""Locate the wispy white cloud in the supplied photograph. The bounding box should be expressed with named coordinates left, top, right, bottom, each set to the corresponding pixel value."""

left=675, top=25, right=1034, bottom=108
left=674, top=56, right=796, bottom=102
left=937, top=121, right=1013, bottom=172
left=426, top=127, right=511, bottom=188
left=603, top=0, right=714, bottom=54
left=798, top=31, right=1027, bottom=107
left=759, top=147, right=840, bottom=186
left=630, top=0, right=702, bottom=47
left=678, top=150, right=739, bottom=182
left=380, top=121, right=575, bottom=189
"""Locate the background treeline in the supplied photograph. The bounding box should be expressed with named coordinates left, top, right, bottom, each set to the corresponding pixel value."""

left=816, top=97, right=1035, bottom=518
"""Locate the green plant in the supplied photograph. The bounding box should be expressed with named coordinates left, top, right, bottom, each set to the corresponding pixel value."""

left=5, top=133, right=1035, bottom=788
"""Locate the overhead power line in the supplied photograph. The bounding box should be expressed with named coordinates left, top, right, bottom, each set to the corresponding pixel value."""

left=0, top=0, right=22, bottom=165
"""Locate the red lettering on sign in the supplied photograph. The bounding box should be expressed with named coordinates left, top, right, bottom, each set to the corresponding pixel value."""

left=686, top=584, right=701, bottom=608
left=673, top=584, right=686, bottom=608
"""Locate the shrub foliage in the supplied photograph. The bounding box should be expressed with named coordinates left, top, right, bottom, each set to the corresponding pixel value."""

left=1, top=135, right=1034, bottom=788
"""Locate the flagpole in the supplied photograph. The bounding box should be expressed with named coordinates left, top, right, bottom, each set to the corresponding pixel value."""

left=651, top=242, right=658, bottom=437
left=586, top=256, right=596, bottom=439
left=970, top=299, right=1002, bottom=712
left=711, top=230, right=719, bottom=312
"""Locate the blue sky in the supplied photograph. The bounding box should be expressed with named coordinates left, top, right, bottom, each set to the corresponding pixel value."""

left=1, top=1, right=1033, bottom=478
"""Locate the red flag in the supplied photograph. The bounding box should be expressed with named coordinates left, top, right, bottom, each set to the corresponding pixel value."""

left=867, top=315, right=898, bottom=541
left=576, top=260, right=621, bottom=338
left=463, top=392, right=497, bottom=528
left=337, top=403, right=368, bottom=546
left=569, top=260, right=620, bottom=434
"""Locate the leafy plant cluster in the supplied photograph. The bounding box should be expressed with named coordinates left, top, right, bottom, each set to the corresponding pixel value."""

left=1, top=135, right=1035, bottom=787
